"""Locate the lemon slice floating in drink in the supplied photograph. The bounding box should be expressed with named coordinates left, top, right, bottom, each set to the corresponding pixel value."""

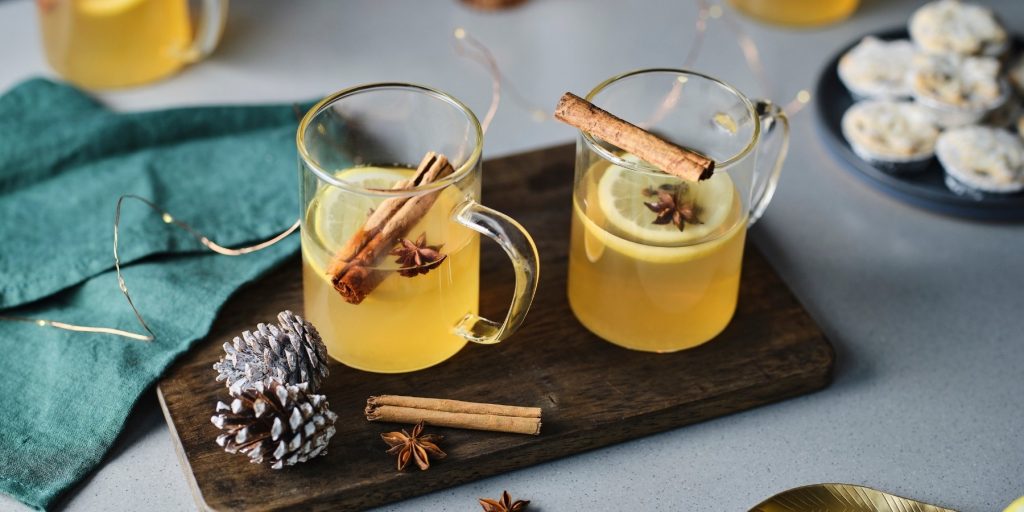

left=311, top=166, right=405, bottom=252
left=305, top=166, right=469, bottom=273
left=596, top=155, right=735, bottom=244
left=578, top=154, right=740, bottom=264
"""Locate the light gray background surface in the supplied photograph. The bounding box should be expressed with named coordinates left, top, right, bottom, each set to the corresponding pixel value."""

left=1, top=0, right=1021, bottom=510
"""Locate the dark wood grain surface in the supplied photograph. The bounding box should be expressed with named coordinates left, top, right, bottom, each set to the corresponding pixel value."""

left=157, top=144, right=835, bottom=511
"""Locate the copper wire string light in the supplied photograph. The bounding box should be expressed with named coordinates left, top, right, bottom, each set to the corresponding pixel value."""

left=0, top=197, right=301, bottom=342
left=111, top=195, right=301, bottom=341
left=450, top=2, right=809, bottom=127
left=453, top=27, right=548, bottom=126
left=0, top=315, right=153, bottom=341
left=685, top=1, right=713, bottom=68
left=707, top=0, right=811, bottom=115
left=454, top=28, right=502, bottom=134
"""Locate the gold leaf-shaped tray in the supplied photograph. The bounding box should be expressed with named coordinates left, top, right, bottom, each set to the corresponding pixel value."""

left=751, top=483, right=957, bottom=512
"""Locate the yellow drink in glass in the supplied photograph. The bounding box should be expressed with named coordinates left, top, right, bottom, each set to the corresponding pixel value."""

left=297, top=84, right=539, bottom=374
left=37, top=0, right=227, bottom=89
left=729, top=0, right=859, bottom=27
left=38, top=0, right=191, bottom=89
left=566, top=69, right=790, bottom=353
left=568, top=156, right=746, bottom=352
left=301, top=166, right=480, bottom=373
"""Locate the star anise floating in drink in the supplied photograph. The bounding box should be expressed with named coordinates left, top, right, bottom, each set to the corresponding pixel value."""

left=642, top=184, right=703, bottom=231
left=391, top=233, right=447, bottom=277
left=380, top=420, right=446, bottom=471
left=479, top=490, right=530, bottom=512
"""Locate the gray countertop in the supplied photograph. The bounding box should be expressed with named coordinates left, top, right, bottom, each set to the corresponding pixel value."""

left=1, top=0, right=1022, bottom=510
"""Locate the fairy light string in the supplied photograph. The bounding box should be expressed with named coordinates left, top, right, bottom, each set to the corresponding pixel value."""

left=449, top=1, right=810, bottom=123
left=453, top=27, right=501, bottom=134
left=700, top=0, right=811, bottom=115
left=0, top=197, right=301, bottom=342
left=111, top=195, right=300, bottom=341
left=683, top=0, right=712, bottom=68
left=453, top=27, right=547, bottom=125
left=0, top=315, right=152, bottom=342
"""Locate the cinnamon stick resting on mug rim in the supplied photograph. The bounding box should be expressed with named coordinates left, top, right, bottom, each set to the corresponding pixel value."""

left=554, top=92, right=715, bottom=182
left=366, top=395, right=542, bottom=435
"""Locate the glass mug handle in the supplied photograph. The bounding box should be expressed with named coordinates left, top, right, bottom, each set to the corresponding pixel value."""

left=748, top=100, right=790, bottom=226
left=451, top=199, right=540, bottom=345
left=181, top=0, right=230, bottom=63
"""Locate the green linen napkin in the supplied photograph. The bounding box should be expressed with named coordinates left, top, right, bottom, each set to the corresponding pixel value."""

left=0, top=79, right=307, bottom=510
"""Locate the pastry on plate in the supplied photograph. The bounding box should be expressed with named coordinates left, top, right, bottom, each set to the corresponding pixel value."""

left=936, top=126, right=1024, bottom=196
left=910, top=53, right=1008, bottom=127
left=838, top=37, right=916, bottom=100
left=841, top=100, right=940, bottom=173
left=909, top=0, right=1008, bottom=57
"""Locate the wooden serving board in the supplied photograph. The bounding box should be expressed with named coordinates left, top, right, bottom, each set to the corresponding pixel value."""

left=158, top=144, right=834, bottom=511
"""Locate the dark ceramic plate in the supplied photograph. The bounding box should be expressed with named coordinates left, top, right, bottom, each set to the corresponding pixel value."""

left=815, top=28, right=1024, bottom=220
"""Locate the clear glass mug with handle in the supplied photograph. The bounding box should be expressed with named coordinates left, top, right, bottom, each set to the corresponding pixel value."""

left=36, top=0, right=229, bottom=89
left=567, top=68, right=789, bottom=352
left=298, top=83, right=540, bottom=374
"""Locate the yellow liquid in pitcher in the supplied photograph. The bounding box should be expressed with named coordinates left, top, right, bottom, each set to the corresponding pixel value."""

left=38, top=0, right=191, bottom=89
left=729, top=0, right=859, bottom=26
left=301, top=166, right=479, bottom=374
left=567, top=157, right=746, bottom=352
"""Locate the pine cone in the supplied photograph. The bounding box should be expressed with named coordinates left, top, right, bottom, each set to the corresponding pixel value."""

left=211, top=378, right=338, bottom=469
left=213, top=310, right=330, bottom=392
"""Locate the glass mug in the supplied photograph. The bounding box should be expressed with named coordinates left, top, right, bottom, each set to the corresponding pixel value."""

left=36, top=0, right=228, bottom=89
left=567, top=69, right=789, bottom=353
left=297, top=83, right=539, bottom=374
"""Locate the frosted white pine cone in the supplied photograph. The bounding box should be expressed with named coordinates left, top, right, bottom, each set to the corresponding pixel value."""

left=211, top=378, right=337, bottom=469
left=213, top=310, right=330, bottom=392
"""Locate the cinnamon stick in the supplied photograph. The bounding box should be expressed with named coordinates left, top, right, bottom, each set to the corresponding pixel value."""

left=366, top=395, right=542, bottom=435
left=554, top=92, right=714, bottom=181
left=369, top=395, right=542, bottom=418
left=328, top=153, right=455, bottom=304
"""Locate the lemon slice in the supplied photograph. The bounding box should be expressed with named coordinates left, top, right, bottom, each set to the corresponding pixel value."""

left=77, top=0, right=144, bottom=16
left=312, top=166, right=409, bottom=252
left=306, top=166, right=470, bottom=273
left=596, top=155, right=735, bottom=245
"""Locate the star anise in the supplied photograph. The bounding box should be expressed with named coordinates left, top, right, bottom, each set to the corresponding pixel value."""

left=380, top=421, right=446, bottom=471
left=479, top=490, right=530, bottom=512
left=642, top=184, right=703, bottom=231
left=390, top=233, right=447, bottom=277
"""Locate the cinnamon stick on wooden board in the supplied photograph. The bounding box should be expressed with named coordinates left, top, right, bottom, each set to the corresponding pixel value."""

left=366, top=395, right=542, bottom=435
left=328, top=152, right=455, bottom=304
left=553, top=92, right=715, bottom=182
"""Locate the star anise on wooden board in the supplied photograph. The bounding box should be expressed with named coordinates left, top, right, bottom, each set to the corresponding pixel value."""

left=380, top=420, right=446, bottom=471
left=642, top=184, right=702, bottom=231
left=390, top=233, right=447, bottom=277
left=479, top=490, right=530, bottom=512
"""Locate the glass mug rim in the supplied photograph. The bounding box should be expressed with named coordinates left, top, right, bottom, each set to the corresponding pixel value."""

left=581, top=68, right=762, bottom=177
left=296, top=82, right=483, bottom=198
